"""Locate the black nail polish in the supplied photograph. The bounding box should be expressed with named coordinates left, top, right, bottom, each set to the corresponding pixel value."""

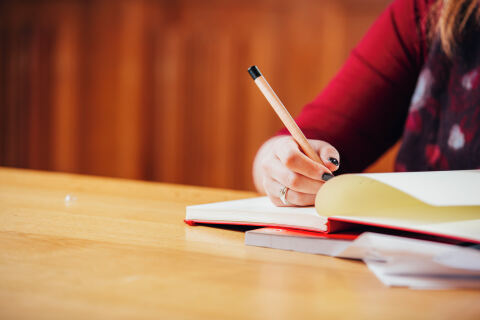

left=322, top=173, right=334, bottom=181
left=329, top=157, right=339, bottom=166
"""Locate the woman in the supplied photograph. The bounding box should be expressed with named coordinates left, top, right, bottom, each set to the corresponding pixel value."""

left=253, top=0, right=480, bottom=207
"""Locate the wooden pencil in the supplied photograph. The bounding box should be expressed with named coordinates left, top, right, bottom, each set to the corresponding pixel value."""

left=248, top=65, right=325, bottom=166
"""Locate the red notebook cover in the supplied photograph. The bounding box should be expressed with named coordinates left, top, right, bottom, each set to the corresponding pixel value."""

left=185, top=218, right=477, bottom=245
left=326, top=217, right=479, bottom=244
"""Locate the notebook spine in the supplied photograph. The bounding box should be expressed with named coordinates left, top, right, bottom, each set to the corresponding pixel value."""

left=326, top=218, right=358, bottom=233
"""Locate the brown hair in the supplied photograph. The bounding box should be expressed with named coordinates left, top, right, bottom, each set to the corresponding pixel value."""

left=429, top=0, right=480, bottom=56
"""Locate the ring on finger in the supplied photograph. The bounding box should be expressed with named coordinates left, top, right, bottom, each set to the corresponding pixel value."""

left=279, top=186, right=290, bottom=205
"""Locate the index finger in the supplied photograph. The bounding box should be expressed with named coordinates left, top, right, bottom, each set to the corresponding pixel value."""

left=274, top=138, right=333, bottom=181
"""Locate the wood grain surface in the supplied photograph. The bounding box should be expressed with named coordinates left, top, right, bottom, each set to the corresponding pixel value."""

left=0, top=0, right=393, bottom=191
left=0, top=167, right=479, bottom=320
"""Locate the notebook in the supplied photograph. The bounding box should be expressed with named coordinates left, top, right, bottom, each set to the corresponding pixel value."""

left=185, top=170, right=480, bottom=243
left=245, top=227, right=357, bottom=256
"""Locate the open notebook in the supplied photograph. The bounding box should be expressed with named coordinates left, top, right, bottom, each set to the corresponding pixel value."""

left=185, top=170, right=480, bottom=243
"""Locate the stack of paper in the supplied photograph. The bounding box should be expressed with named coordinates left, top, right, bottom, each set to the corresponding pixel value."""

left=338, top=233, right=480, bottom=289
left=186, top=170, right=480, bottom=289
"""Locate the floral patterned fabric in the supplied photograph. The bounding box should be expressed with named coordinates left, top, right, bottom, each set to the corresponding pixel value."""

left=396, top=31, right=480, bottom=171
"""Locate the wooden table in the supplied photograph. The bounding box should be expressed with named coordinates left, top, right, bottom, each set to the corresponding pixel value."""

left=1, top=168, right=479, bottom=320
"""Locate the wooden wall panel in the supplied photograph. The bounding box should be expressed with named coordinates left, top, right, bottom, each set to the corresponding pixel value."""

left=0, top=0, right=391, bottom=191
left=52, top=2, right=80, bottom=173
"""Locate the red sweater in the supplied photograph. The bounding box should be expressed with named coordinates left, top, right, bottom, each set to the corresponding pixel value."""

left=279, top=0, right=480, bottom=172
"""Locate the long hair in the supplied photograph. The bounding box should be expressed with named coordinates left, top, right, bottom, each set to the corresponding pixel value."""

left=429, top=0, right=480, bottom=56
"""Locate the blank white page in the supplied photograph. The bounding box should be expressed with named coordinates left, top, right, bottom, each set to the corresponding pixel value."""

left=360, top=170, right=480, bottom=206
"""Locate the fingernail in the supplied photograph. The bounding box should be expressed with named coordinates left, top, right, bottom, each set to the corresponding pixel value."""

left=328, top=157, right=339, bottom=166
left=322, top=173, right=334, bottom=181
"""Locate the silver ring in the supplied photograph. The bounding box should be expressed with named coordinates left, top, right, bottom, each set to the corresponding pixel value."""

left=280, top=186, right=289, bottom=205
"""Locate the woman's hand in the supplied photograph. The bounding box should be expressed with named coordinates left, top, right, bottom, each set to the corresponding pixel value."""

left=253, top=135, right=340, bottom=206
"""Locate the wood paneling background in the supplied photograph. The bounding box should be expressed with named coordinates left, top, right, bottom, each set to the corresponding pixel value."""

left=0, top=0, right=391, bottom=191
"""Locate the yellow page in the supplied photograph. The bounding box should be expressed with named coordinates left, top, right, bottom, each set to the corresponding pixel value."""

left=315, top=172, right=480, bottom=224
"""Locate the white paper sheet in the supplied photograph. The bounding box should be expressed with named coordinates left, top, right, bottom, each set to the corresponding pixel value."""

left=337, top=233, right=480, bottom=289
left=360, top=170, right=480, bottom=206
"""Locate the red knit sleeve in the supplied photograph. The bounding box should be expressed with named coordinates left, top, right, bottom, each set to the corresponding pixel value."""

left=277, top=0, right=432, bottom=173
